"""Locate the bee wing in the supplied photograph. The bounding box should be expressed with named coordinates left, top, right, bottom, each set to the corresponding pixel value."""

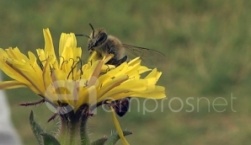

left=123, top=44, right=164, bottom=57
left=122, top=44, right=165, bottom=68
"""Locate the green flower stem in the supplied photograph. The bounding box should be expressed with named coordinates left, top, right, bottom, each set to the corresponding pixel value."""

left=57, top=109, right=90, bottom=145
left=80, top=116, right=90, bottom=145
left=58, top=119, right=79, bottom=145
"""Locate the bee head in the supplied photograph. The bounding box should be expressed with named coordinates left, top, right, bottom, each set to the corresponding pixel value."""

left=88, top=24, right=108, bottom=51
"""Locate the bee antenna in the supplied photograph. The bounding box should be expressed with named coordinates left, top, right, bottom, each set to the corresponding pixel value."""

left=75, top=34, right=90, bottom=39
left=89, top=23, right=95, bottom=38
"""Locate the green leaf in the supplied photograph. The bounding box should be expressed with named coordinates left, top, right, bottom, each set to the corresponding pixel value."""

left=29, top=111, right=45, bottom=145
left=104, top=131, right=132, bottom=145
left=91, top=137, right=108, bottom=145
left=41, top=133, right=61, bottom=145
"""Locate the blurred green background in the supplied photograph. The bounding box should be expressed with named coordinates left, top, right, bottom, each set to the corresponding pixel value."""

left=1, top=0, right=251, bottom=145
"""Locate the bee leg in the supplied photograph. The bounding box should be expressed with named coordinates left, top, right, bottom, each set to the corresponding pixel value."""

left=106, top=55, right=127, bottom=66
left=115, top=55, right=127, bottom=66
left=120, top=55, right=127, bottom=63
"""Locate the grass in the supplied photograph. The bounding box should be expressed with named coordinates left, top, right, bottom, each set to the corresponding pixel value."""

left=1, top=0, right=251, bottom=144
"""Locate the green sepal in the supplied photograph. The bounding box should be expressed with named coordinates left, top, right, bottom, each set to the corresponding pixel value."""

left=91, top=137, right=108, bottom=145
left=29, top=111, right=45, bottom=145
left=41, top=133, right=61, bottom=145
left=104, top=131, right=132, bottom=145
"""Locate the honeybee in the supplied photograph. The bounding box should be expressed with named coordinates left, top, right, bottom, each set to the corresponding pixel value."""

left=76, top=24, right=163, bottom=117
left=77, top=23, right=164, bottom=66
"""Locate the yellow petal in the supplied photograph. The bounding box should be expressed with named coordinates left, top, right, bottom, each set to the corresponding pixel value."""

left=99, top=79, right=149, bottom=101
left=98, top=75, right=128, bottom=102
left=0, top=81, right=26, bottom=89
left=111, top=107, right=130, bottom=145
left=43, top=28, right=56, bottom=59
left=59, top=33, right=82, bottom=67
left=130, top=86, right=166, bottom=99
left=145, top=68, right=162, bottom=85
left=88, top=51, right=99, bottom=62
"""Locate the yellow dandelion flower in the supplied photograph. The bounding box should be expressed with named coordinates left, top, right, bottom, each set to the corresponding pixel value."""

left=0, top=28, right=165, bottom=111
left=0, top=28, right=166, bottom=145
